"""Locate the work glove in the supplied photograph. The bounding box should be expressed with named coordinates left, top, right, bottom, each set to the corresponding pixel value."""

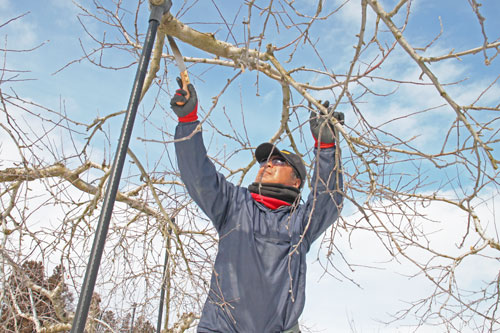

left=309, top=100, right=345, bottom=148
left=170, top=77, right=198, bottom=123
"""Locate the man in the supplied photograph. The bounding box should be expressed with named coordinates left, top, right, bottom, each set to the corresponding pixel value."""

left=171, top=78, right=343, bottom=333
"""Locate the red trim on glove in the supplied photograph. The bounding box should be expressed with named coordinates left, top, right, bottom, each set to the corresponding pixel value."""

left=313, top=135, right=335, bottom=149
left=178, top=103, right=198, bottom=123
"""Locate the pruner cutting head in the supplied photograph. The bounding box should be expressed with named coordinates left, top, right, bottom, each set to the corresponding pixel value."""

left=167, top=35, right=191, bottom=105
left=149, top=0, right=172, bottom=23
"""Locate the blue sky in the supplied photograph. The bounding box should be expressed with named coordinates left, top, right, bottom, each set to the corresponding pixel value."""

left=1, top=0, right=500, bottom=332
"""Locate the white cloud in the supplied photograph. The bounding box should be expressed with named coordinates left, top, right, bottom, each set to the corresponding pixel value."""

left=49, top=0, right=77, bottom=11
left=452, top=77, right=500, bottom=107
left=0, top=0, right=9, bottom=11
left=351, top=55, right=493, bottom=151
left=48, top=0, right=80, bottom=28
left=335, top=0, right=365, bottom=26
left=302, top=193, right=500, bottom=332
left=1, top=14, right=38, bottom=50
left=0, top=93, right=99, bottom=169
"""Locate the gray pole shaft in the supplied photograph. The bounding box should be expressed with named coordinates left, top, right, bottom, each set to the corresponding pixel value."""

left=130, top=303, right=137, bottom=333
left=156, top=226, right=172, bottom=333
left=70, top=16, right=160, bottom=333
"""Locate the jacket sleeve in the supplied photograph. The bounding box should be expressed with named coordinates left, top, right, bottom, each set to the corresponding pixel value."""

left=301, top=147, right=343, bottom=247
left=174, top=121, right=236, bottom=233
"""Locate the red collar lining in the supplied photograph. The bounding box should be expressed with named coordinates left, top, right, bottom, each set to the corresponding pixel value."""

left=251, top=193, right=291, bottom=210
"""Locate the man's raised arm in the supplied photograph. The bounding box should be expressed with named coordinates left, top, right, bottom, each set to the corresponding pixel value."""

left=302, top=101, right=345, bottom=246
left=171, top=79, right=236, bottom=232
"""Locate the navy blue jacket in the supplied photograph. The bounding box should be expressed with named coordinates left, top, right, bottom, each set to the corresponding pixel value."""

left=175, top=121, right=343, bottom=332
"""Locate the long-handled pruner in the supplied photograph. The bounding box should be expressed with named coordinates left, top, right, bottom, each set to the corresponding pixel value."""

left=70, top=1, right=172, bottom=332
left=167, top=35, right=191, bottom=104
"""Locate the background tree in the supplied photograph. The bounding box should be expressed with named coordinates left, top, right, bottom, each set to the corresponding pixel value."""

left=0, top=260, right=72, bottom=332
left=1, top=0, right=499, bottom=332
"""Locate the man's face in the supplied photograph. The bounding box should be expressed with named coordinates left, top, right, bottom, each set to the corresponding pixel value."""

left=255, top=156, right=301, bottom=188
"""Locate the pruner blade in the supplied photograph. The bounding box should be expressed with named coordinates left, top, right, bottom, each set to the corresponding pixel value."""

left=167, top=35, right=190, bottom=105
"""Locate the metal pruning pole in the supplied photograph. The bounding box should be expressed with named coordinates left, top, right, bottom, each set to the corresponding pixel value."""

left=156, top=224, right=172, bottom=333
left=130, top=303, right=137, bottom=333
left=70, top=1, right=172, bottom=332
